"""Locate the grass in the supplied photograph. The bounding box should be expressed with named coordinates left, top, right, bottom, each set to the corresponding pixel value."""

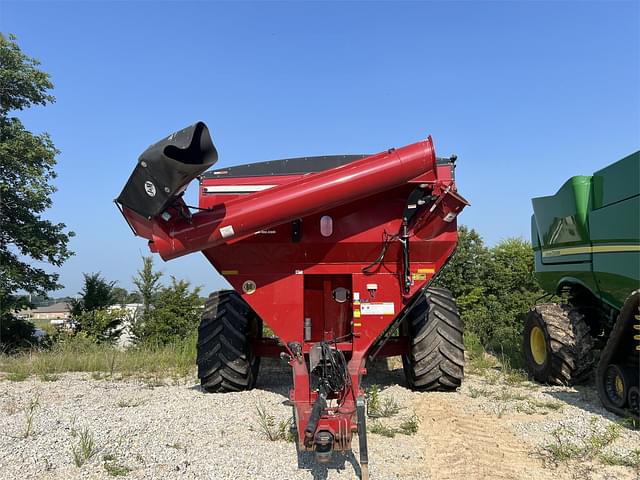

left=22, top=394, right=40, bottom=438
left=71, top=427, right=97, bottom=467
left=116, top=397, right=145, bottom=408
left=464, top=332, right=529, bottom=385
left=369, top=420, right=396, bottom=438
left=7, top=371, right=28, bottom=381
left=599, top=449, right=640, bottom=468
left=0, top=334, right=197, bottom=379
left=366, top=385, right=401, bottom=418
left=398, top=415, right=420, bottom=435
left=542, top=419, right=628, bottom=466
left=103, top=460, right=131, bottom=477
left=254, top=402, right=294, bottom=442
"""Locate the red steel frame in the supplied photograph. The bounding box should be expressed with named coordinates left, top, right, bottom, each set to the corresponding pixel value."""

left=120, top=136, right=467, bottom=456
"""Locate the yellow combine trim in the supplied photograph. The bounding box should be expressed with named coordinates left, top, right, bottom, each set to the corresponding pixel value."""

left=541, top=244, right=640, bottom=258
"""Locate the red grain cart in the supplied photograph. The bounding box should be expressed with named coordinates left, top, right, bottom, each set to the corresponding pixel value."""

left=116, top=122, right=468, bottom=477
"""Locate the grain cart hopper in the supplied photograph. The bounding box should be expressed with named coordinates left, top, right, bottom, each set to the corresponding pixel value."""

left=523, top=151, right=639, bottom=420
left=116, top=122, right=468, bottom=475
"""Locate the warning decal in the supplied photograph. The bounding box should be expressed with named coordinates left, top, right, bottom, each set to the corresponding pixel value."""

left=360, top=302, right=395, bottom=315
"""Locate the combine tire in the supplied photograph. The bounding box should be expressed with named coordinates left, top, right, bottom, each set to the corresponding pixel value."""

left=197, top=290, right=262, bottom=393
left=523, top=303, right=594, bottom=385
left=402, top=287, right=464, bottom=391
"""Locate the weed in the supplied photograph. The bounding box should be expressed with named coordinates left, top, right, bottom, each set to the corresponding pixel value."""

left=496, top=390, right=528, bottom=402
left=103, top=461, right=131, bottom=477
left=619, top=416, right=640, bottom=431
left=398, top=415, right=420, bottom=435
left=543, top=425, right=583, bottom=462
left=542, top=420, right=625, bottom=466
left=370, top=397, right=400, bottom=418
left=367, top=386, right=400, bottom=418
left=254, top=402, right=291, bottom=441
left=366, top=385, right=380, bottom=417
left=39, top=373, right=59, bottom=382
left=7, top=371, right=28, bottom=382
left=71, top=427, right=97, bottom=467
left=92, top=372, right=104, bottom=380
left=116, top=398, right=145, bottom=408
left=467, top=386, right=492, bottom=398
left=528, top=398, right=562, bottom=412
left=22, top=394, right=40, bottom=438
left=103, top=453, right=117, bottom=462
left=369, top=420, right=396, bottom=438
left=599, top=450, right=640, bottom=468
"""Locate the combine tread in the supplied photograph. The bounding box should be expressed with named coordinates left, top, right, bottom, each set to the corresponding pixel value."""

left=402, top=288, right=464, bottom=391
left=523, top=303, right=594, bottom=385
left=595, top=290, right=640, bottom=419
left=197, top=290, right=261, bottom=393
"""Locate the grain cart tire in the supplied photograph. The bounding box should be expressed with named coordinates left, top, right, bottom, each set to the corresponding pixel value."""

left=197, top=290, right=262, bottom=393
left=402, top=287, right=464, bottom=391
left=523, top=303, right=594, bottom=385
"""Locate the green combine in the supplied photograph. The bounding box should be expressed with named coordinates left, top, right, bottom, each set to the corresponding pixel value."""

left=523, top=151, right=640, bottom=419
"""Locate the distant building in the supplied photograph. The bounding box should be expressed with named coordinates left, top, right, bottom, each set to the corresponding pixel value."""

left=22, top=302, right=72, bottom=321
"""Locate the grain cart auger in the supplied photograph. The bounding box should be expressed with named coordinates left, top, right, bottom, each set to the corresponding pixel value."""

left=116, top=122, right=469, bottom=475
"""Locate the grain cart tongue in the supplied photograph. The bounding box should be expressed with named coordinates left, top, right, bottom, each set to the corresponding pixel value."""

left=116, top=122, right=469, bottom=476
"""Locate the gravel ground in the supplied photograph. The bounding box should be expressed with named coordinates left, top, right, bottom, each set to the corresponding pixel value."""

left=1, top=359, right=638, bottom=480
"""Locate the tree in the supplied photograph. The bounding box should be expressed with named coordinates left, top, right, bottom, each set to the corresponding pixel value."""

left=70, top=273, right=116, bottom=316
left=0, top=34, right=73, bottom=349
left=133, top=256, right=162, bottom=315
left=133, top=277, right=202, bottom=345
left=111, top=287, right=129, bottom=306
left=433, top=226, right=543, bottom=367
left=71, top=273, right=122, bottom=342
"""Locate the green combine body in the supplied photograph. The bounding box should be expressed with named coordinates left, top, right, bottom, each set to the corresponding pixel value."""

left=524, top=151, right=640, bottom=419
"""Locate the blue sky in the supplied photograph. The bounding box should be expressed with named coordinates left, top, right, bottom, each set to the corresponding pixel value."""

left=2, top=0, right=639, bottom=297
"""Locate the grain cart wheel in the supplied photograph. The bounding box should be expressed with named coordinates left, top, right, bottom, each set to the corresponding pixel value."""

left=402, top=288, right=464, bottom=391
left=523, top=304, right=594, bottom=385
left=197, top=290, right=262, bottom=393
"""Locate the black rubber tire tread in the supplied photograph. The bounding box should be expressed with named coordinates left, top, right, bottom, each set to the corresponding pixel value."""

left=595, top=290, right=640, bottom=419
left=197, top=290, right=261, bottom=393
left=402, top=287, right=464, bottom=391
left=523, top=303, right=594, bottom=386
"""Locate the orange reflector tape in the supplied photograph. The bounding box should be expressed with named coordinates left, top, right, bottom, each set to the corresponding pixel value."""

left=353, top=310, right=361, bottom=318
left=353, top=323, right=362, bottom=327
left=412, top=273, right=426, bottom=280
left=221, top=270, right=239, bottom=275
left=417, top=268, right=435, bottom=274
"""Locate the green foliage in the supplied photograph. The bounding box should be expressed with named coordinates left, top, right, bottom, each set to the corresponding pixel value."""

left=74, top=309, right=125, bottom=344
left=71, top=427, right=97, bottom=467
left=433, top=226, right=543, bottom=366
left=0, top=34, right=73, bottom=350
left=71, top=273, right=116, bottom=316
left=133, top=256, right=162, bottom=315
left=133, top=277, right=202, bottom=345
left=0, top=310, right=36, bottom=352
left=70, top=273, right=122, bottom=342
left=369, top=420, right=396, bottom=438
left=0, top=333, right=197, bottom=379
left=254, top=401, right=293, bottom=442
left=398, top=415, right=420, bottom=435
